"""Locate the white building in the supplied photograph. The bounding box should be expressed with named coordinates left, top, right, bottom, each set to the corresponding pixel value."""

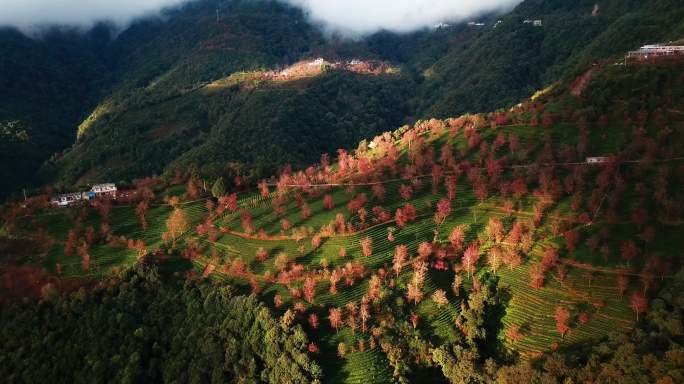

left=90, top=183, right=117, bottom=198
left=627, top=44, right=684, bottom=60
left=50, top=192, right=84, bottom=207
left=586, top=157, right=610, bottom=165
left=524, top=19, right=543, bottom=27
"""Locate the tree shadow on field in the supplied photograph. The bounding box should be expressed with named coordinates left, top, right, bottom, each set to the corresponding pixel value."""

left=484, top=276, right=513, bottom=360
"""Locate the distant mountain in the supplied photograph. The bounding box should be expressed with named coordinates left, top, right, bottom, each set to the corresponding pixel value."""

left=46, top=0, right=420, bottom=187
left=2, top=0, right=684, bottom=198
left=0, top=25, right=113, bottom=198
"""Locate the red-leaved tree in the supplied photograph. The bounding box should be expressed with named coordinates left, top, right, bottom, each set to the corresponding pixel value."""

left=563, top=230, right=580, bottom=253
left=630, top=291, right=648, bottom=321
left=303, top=276, right=316, bottom=304
left=449, top=225, right=466, bottom=252
left=64, top=230, right=78, bottom=256
left=529, top=263, right=545, bottom=289
left=323, top=194, right=335, bottom=210
left=554, top=306, right=570, bottom=338
left=434, top=198, right=452, bottom=225
left=393, top=245, right=408, bottom=276
left=360, top=237, right=373, bottom=257
left=256, top=247, right=269, bottom=263
left=308, top=313, right=319, bottom=329
left=462, top=243, right=480, bottom=277
left=418, top=242, right=433, bottom=259
left=329, top=307, right=343, bottom=332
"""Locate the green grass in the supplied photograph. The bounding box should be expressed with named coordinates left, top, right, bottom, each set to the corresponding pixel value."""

left=319, top=328, right=393, bottom=384
left=15, top=198, right=210, bottom=277
left=498, top=262, right=634, bottom=355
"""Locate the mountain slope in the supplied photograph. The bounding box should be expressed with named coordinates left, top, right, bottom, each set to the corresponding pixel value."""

left=0, top=26, right=113, bottom=198
left=45, top=0, right=421, bottom=187
left=4, top=0, right=684, bottom=199
left=417, top=0, right=684, bottom=118
left=54, top=68, right=413, bottom=185
left=4, top=55, right=683, bottom=382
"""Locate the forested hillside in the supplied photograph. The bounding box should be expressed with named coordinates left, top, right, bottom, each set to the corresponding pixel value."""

left=0, top=263, right=323, bottom=383
left=44, top=0, right=419, bottom=188
left=3, top=55, right=683, bottom=382
left=52, top=67, right=413, bottom=186
left=4, top=0, right=684, bottom=198
left=0, top=25, right=113, bottom=198
left=417, top=0, right=684, bottom=118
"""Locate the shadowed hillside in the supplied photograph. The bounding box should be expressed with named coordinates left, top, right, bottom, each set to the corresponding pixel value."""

left=3, top=0, right=684, bottom=201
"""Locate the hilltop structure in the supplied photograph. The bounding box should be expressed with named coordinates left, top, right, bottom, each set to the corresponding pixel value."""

left=586, top=156, right=610, bottom=165
left=523, top=19, right=543, bottom=27
left=50, top=192, right=84, bottom=207
left=50, top=183, right=117, bottom=207
left=627, top=44, right=684, bottom=62
left=89, top=183, right=117, bottom=198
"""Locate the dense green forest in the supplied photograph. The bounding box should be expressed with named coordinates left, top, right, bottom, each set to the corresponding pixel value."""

left=0, top=25, right=113, bottom=198
left=51, top=69, right=413, bottom=186
left=2, top=262, right=683, bottom=383
left=0, top=263, right=322, bottom=383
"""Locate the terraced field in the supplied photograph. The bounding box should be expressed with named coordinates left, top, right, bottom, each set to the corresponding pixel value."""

left=198, top=181, right=675, bottom=360
left=19, top=197, right=210, bottom=277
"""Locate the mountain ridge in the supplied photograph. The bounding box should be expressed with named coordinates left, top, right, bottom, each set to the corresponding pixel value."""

left=2, top=0, right=684, bottom=199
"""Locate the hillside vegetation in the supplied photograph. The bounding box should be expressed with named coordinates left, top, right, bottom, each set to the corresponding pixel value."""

left=50, top=0, right=684, bottom=188
left=3, top=58, right=683, bottom=382
left=0, top=26, right=113, bottom=199
left=418, top=0, right=684, bottom=118
left=3, top=0, right=684, bottom=199
left=0, top=264, right=322, bottom=383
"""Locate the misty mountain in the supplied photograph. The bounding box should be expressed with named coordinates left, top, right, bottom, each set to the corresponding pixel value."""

left=2, top=0, right=684, bottom=197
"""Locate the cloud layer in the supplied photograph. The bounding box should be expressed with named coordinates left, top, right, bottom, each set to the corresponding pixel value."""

left=286, top=0, right=522, bottom=35
left=0, top=0, right=523, bottom=35
left=0, top=0, right=187, bottom=31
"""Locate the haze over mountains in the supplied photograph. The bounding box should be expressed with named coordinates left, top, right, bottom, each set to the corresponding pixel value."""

left=1, top=0, right=522, bottom=34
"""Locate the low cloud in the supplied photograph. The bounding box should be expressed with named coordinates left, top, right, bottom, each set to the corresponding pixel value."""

left=0, top=0, right=188, bottom=32
left=0, top=0, right=523, bottom=36
left=285, top=0, right=523, bottom=35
